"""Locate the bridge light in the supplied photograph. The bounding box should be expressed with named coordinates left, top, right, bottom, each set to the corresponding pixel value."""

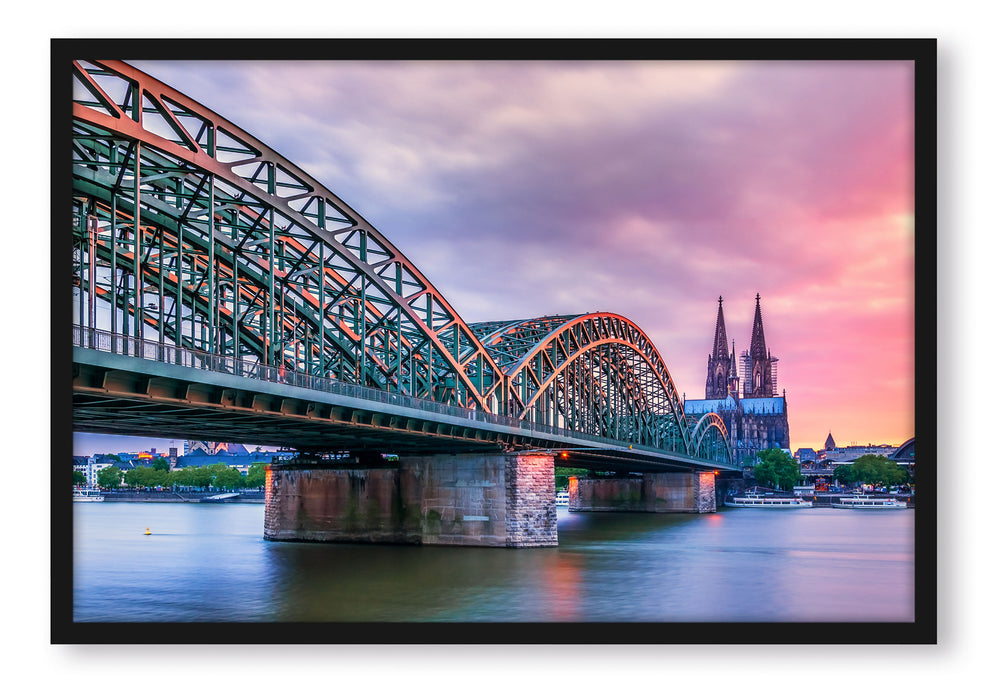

left=561, top=452, right=569, bottom=459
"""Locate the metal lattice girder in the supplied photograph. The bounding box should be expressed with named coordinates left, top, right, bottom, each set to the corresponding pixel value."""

left=71, top=59, right=506, bottom=411
left=688, top=412, right=732, bottom=464
left=470, top=313, right=726, bottom=457
left=69, top=60, right=731, bottom=464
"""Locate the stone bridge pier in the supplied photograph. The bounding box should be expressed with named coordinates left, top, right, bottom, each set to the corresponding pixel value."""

left=264, top=452, right=557, bottom=547
left=567, top=472, right=716, bottom=514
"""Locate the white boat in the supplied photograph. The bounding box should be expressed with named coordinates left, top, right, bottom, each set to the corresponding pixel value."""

left=833, top=495, right=906, bottom=509
left=723, top=494, right=811, bottom=508
left=555, top=491, right=570, bottom=506
left=73, top=488, right=104, bottom=502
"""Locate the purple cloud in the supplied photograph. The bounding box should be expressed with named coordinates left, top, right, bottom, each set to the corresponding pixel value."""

left=129, top=58, right=915, bottom=448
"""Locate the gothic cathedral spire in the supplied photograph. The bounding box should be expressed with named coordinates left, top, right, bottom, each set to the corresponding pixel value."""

left=750, top=292, right=768, bottom=361
left=712, top=295, right=730, bottom=359
left=687, top=293, right=789, bottom=466
left=745, top=293, right=775, bottom=398
left=705, top=296, right=733, bottom=399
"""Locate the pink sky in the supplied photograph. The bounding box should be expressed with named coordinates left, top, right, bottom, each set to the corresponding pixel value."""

left=83, top=59, right=914, bottom=454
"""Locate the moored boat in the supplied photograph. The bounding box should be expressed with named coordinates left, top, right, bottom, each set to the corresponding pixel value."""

left=833, top=495, right=906, bottom=509
left=73, top=487, right=104, bottom=502
left=723, top=494, right=811, bottom=508
left=555, top=491, right=570, bottom=506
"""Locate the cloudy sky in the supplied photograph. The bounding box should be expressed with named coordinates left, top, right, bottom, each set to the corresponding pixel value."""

left=77, top=58, right=914, bottom=454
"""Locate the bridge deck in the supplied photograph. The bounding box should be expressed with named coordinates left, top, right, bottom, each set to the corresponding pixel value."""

left=72, top=345, right=737, bottom=474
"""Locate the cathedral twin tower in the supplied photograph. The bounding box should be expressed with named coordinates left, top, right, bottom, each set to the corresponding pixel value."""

left=705, top=293, right=778, bottom=401
left=685, top=294, right=790, bottom=466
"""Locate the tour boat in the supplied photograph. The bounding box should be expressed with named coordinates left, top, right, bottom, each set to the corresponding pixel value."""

left=555, top=491, right=570, bottom=506
left=833, top=495, right=906, bottom=509
left=723, top=494, right=811, bottom=508
left=73, top=488, right=105, bottom=502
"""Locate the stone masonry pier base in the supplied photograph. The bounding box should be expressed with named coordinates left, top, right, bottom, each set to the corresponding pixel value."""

left=264, top=452, right=557, bottom=547
left=568, top=472, right=716, bottom=513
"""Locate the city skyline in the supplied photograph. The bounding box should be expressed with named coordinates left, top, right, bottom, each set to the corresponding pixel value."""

left=74, top=58, right=915, bottom=454
left=72, top=433, right=275, bottom=457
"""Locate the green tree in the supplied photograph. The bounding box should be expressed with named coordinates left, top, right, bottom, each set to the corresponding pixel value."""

left=151, top=456, right=170, bottom=471
left=245, top=463, right=268, bottom=489
left=73, top=471, right=87, bottom=486
left=879, top=462, right=909, bottom=487
left=213, top=467, right=244, bottom=491
left=192, top=467, right=215, bottom=488
left=849, top=454, right=908, bottom=487
left=833, top=463, right=856, bottom=487
left=207, top=463, right=229, bottom=481
left=123, top=465, right=172, bottom=488
left=172, top=468, right=194, bottom=488
left=173, top=466, right=214, bottom=489
left=754, top=448, right=801, bottom=491
left=753, top=461, right=777, bottom=489
left=554, top=466, right=589, bottom=491
left=97, top=466, right=122, bottom=489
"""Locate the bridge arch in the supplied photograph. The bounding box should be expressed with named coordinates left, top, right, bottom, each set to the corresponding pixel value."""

left=71, top=59, right=505, bottom=410
left=689, top=412, right=732, bottom=464
left=70, top=61, right=731, bottom=465
left=471, top=313, right=712, bottom=455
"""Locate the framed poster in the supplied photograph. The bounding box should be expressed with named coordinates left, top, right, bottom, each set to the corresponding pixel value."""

left=53, top=37, right=934, bottom=644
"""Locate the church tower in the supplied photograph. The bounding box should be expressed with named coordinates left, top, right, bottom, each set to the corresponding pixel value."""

left=824, top=432, right=836, bottom=451
left=686, top=293, right=789, bottom=467
left=742, top=293, right=778, bottom=398
left=705, top=296, right=734, bottom=399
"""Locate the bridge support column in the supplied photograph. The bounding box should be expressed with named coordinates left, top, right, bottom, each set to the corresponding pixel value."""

left=264, top=452, right=557, bottom=547
left=568, top=472, right=716, bottom=513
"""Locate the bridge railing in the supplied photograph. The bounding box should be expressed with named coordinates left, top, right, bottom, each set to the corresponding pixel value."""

left=72, top=325, right=718, bottom=462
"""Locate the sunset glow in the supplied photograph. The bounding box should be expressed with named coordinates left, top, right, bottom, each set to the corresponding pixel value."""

left=124, top=58, right=915, bottom=452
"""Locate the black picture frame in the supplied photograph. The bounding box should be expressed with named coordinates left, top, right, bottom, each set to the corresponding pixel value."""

left=52, top=37, right=936, bottom=645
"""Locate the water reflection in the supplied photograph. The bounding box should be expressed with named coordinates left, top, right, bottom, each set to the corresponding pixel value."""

left=264, top=539, right=590, bottom=622
left=74, top=503, right=914, bottom=623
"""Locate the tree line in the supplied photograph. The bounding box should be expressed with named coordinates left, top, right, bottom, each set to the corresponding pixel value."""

left=752, top=448, right=910, bottom=491
left=832, top=454, right=909, bottom=488
left=93, top=462, right=268, bottom=490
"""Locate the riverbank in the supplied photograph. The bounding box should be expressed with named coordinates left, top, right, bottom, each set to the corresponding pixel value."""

left=87, top=489, right=915, bottom=507
left=96, top=490, right=266, bottom=504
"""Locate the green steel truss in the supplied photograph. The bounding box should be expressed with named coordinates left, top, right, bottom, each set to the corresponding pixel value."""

left=71, top=59, right=503, bottom=410
left=471, top=314, right=729, bottom=460
left=70, top=59, right=730, bottom=464
left=688, top=412, right=732, bottom=463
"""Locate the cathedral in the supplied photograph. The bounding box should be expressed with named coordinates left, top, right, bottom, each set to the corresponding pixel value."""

left=683, top=294, right=790, bottom=466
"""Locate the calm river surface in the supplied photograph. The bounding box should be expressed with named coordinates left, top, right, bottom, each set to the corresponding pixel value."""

left=73, top=503, right=914, bottom=623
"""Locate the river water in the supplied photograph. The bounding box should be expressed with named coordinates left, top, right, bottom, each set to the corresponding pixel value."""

left=72, top=502, right=914, bottom=623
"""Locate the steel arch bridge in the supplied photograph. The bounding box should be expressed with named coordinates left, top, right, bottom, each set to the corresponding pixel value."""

left=470, top=314, right=695, bottom=453
left=70, top=60, right=731, bottom=465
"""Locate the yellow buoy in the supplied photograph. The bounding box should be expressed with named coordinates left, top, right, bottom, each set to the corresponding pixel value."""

left=144, top=527, right=151, bottom=536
